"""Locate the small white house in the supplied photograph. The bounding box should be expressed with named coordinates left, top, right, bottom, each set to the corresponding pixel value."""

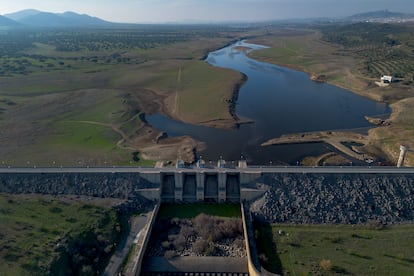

left=381, top=75, right=393, bottom=84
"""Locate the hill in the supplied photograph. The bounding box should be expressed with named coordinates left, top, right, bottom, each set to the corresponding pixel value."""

left=346, top=10, right=414, bottom=22
left=4, top=9, right=41, bottom=21
left=0, top=15, right=20, bottom=27
left=4, top=9, right=114, bottom=28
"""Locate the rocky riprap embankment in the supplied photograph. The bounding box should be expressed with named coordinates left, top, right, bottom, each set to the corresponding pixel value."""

left=251, top=173, right=414, bottom=224
left=0, top=173, right=158, bottom=198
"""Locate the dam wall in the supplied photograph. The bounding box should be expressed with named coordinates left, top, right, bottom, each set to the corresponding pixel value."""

left=1, top=168, right=414, bottom=224
left=0, top=169, right=260, bottom=203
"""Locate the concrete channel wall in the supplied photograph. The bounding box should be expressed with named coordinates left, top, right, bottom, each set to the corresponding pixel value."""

left=241, top=202, right=261, bottom=276
left=126, top=204, right=161, bottom=276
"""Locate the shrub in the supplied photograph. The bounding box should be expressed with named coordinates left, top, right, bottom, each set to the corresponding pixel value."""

left=193, top=239, right=209, bottom=255
left=193, top=239, right=215, bottom=256
left=320, top=259, right=333, bottom=271
left=368, top=219, right=387, bottom=230
left=161, top=241, right=170, bottom=249
left=193, top=213, right=214, bottom=239
left=259, top=253, right=269, bottom=262
left=172, top=234, right=186, bottom=251
left=180, top=225, right=195, bottom=239
left=164, top=250, right=177, bottom=259
left=234, top=238, right=245, bottom=249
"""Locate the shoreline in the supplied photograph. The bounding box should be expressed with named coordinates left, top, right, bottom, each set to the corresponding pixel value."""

left=141, top=37, right=401, bottom=165
left=244, top=38, right=401, bottom=165
left=135, top=41, right=251, bottom=163
left=160, top=42, right=252, bottom=130
left=228, top=73, right=248, bottom=122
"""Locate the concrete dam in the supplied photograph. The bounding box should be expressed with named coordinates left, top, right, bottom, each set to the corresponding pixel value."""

left=1, top=165, right=414, bottom=224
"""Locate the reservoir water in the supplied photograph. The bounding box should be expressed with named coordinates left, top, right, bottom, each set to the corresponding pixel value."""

left=147, top=41, right=389, bottom=165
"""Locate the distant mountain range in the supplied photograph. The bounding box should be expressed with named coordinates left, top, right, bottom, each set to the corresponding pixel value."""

left=345, top=10, right=414, bottom=22
left=0, top=15, right=21, bottom=27
left=1, top=9, right=114, bottom=28
left=0, top=9, right=413, bottom=28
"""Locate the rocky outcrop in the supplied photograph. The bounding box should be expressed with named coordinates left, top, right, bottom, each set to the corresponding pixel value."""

left=251, top=173, right=414, bottom=224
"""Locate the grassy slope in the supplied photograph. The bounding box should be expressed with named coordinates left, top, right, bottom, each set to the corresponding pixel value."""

left=113, top=57, right=242, bottom=122
left=256, top=224, right=414, bottom=275
left=0, top=194, right=119, bottom=275
left=370, top=98, right=414, bottom=165
left=249, top=31, right=371, bottom=99
left=0, top=86, right=139, bottom=166
left=142, top=60, right=242, bottom=123
left=177, top=61, right=241, bottom=123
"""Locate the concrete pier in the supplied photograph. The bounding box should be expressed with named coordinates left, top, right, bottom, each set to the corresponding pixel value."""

left=196, top=172, right=205, bottom=201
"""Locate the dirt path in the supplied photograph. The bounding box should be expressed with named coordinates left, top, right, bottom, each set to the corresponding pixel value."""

left=171, top=66, right=181, bottom=117
left=69, top=120, right=136, bottom=150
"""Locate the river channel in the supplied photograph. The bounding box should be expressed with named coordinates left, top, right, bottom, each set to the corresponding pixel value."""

left=147, top=41, right=390, bottom=165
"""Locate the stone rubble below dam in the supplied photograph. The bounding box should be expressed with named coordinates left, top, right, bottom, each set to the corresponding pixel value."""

left=251, top=173, right=414, bottom=224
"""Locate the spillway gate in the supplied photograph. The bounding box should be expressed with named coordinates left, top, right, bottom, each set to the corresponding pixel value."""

left=160, top=172, right=241, bottom=203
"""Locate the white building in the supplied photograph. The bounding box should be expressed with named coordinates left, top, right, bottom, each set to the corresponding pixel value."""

left=381, top=75, right=393, bottom=84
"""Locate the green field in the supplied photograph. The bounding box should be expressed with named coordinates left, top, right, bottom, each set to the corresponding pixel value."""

left=255, top=223, right=414, bottom=275
left=158, top=203, right=242, bottom=219
left=175, top=61, right=241, bottom=123
left=0, top=194, right=122, bottom=275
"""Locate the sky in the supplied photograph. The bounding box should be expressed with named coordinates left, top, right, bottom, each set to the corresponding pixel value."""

left=1, top=0, right=414, bottom=23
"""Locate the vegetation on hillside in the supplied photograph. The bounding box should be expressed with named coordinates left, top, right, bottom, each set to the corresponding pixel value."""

left=255, top=223, right=414, bottom=275
left=0, top=27, right=244, bottom=77
left=322, top=22, right=414, bottom=84
left=0, top=194, right=123, bottom=275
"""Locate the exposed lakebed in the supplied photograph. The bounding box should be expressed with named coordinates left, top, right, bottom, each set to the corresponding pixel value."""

left=147, top=41, right=389, bottom=165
